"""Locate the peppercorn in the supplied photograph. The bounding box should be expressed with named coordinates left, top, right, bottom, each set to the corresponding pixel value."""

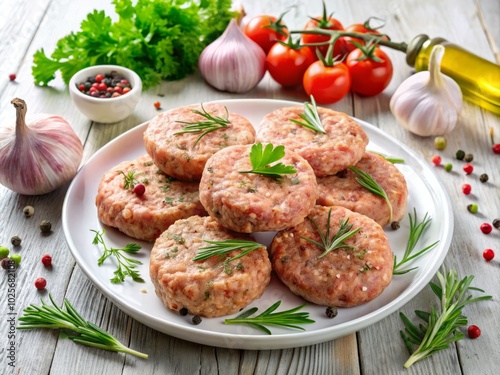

left=1, top=258, right=16, bottom=270
left=467, top=204, right=478, bottom=214
left=444, top=163, right=453, bottom=172
left=41, top=254, right=52, bottom=267
left=434, top=136, right=447, bottom=150
left=34, top=277, right=47, bottom=290
left=0, top=246, right=9, bottom=259
left=464, top=153, right=473, bottom=162
left=9, top=73, right=16, bottom=81
left=133, top=184, right=146, bottom=196
left=455, top=150, right=465, bottom=160
left=391, top=221, right=400, bottom=230
left=493, top=219, right=500, bottom=229
left=463, top=164, right=473, bottom=175
left=40, top=220, right=52, bottom=234
left=11, top=236, right=21, bottom=246
left=482, top=249, right=494, bottom=261
left=9, top=254, right=21, bottom=266
left=479, top=173, right=489, bottom=183
left=480, top=223, right=492, bottom=234
left=431, top=155, right=441, bottom=166
left=462, top=184, right=472, bottom=195
left=467, top=325, right=481, bottom=339
left=154, top=101, right=161, bottom=110
left=326, top=306, right=338, bottom=318
left=23, top=205, right=35, bottom=217
left=192, top=315, right=202, bottom=325
left=179, top=307, right=188, bottom=316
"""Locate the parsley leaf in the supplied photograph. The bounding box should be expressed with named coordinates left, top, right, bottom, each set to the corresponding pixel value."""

left=240, top=143, right=297, bottom=181
left=32, top=0, right=236, bottom=89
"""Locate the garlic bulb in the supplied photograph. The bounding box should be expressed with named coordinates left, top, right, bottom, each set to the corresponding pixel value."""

left=0, top=98, right=83, bottom=195
left=390, top=45, right=462, bottom=136
left=199, top=19, right=266, bottom=93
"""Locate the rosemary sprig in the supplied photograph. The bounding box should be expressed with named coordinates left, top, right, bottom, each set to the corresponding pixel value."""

left=119, top=170, right=139, bottom=189
left=370, top=151, right=405, bottom=164
left=91, top=229, right=145, bottom=284
left=301, top=208, right=361, bottom=258
left=224, top=300, right=315, bottom=334
left=348, top=166, right=393, bottom=222
left=240, top=143, right=297, bottom=181
left=17, top=294, right=148, bottom=359
left=174, top=104, right=231, bottom=147
left=393, top=209, right=439, bottom=275
left=400, top=268, right=492, bottom=368
left=193, top=239, right=264, bottom=275
left=289, top=95, right=326, bottom=133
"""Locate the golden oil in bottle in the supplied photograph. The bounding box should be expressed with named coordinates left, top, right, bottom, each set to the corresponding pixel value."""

left=406, top=35, right=500, bottom=115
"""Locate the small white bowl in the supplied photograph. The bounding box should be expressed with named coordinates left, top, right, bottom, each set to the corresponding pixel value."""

left=69, top=65, right=142, bottom=123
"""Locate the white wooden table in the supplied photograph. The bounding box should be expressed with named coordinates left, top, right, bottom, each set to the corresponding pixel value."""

left=1, top=0, right=499, bottom=374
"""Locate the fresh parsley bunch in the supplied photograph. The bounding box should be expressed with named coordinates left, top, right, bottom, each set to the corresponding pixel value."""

left=32, top=0, right=236, bottom=89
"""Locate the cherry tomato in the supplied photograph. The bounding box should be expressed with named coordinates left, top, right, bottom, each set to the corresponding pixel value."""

left=303, top=60, right=351, bottom=104
left=244, top=14, right=288, bottom=54
left=345, top=47, right=393, bottom=96
left=266, top=41, right=315, bottom=87
left=343, top=21, right=388, bottom=53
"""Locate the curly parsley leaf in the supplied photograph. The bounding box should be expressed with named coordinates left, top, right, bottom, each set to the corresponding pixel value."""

left=240, top=143, right=297, bottom=181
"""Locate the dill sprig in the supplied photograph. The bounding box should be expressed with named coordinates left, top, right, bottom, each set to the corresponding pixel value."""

left=175, top=104, right=231, bottom=147
left=289, top=95, right=326, bottom=133
left=348, top=166, right=393, bottom=222
left=240, top=143, right=297, bottom=181
left=393, top=209, right=439, bottom=275
left=301, top=208, right=361, bottom=258
left=91, top=229, right=145, bottom=284
left=119, top=170, right=139, bottom=189
left=400, top=268, right=492, bottom=368
left=17, top=294, right=148, bottom=359
left=224, top=301, right=315, bottom=334
left=193, top=239, right=264, bottom=274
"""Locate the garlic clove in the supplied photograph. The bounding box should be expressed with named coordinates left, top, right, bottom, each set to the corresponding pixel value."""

left=390, top=45, right=463, bottom=137
left=0, top=98, right=83, bottom=195
left=198, top=19, right=267, bottom=93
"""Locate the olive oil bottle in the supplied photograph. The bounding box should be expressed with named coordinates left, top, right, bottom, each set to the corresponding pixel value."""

left=406, top=34, right=500, bottom=115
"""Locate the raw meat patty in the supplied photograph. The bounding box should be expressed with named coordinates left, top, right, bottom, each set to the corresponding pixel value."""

left=270, top=205, right=393, bottom=307
left=316, top=152, right=408, bottom=227
left=199, top=144, right=318, bottom=233
left=256, top=105, right=368, bottom=176
left=150, top=215, right=271, bottom=317
left=144, top=103, right=256, bottom=181
left=96, top=155, right=207, bottom=242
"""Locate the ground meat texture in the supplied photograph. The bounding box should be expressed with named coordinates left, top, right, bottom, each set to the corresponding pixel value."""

left=150, top=215, right=271, bottom=317
left=144, top=103, right=255, bottom=181
left=96, top=155, right=207, bottom=242
left=199, top=144, right=318, bottom=233
left=270, top=205, right=393, bottom=307
left=256, top=106, right=368, bottom=176
left=316, top=152, right=408, bottom=227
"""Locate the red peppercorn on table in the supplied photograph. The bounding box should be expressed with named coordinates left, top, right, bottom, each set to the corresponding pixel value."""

left=0, top=0, right=499, bottom=374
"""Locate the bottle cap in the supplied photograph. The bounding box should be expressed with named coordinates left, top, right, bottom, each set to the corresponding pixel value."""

left=406, top=34, right=429, bottom=66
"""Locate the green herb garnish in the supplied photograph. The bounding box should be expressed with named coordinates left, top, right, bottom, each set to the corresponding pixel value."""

left=119, top=170, right=139, bottom=190
left=393, top=209, right=439, bottom=275
left=32, top=0, right=236, bottom=88
left=91, top=229, right=144, bottom=284
left=400, top=268, right=492, bottom=368
left=193, top=239, right=263, bottom=275
left=348, top=166, right=393, bottom=222
left=371, top=151, right=405, bottom=164
left=301, top=208, right=361, bottom=258
left=175, top=104, right=231, bottom=147
left=240, top=143, right=297, bottom=181
left=290, top=95, right=326, bottom=133
left=224, top=301, right=315, bottom=334
left=17, top=294, right=148, bottom=359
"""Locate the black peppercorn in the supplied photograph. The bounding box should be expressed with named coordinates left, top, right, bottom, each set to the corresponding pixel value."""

left=479, top=173, right=489, bottom=183
left=455, top=150, right=465, bottom=160
left=192, top=315, right=202, bottom=325
left=1, top=258, right=17, bottom=270
left=11, top=236, right=21, bottom=246
left=391, top=221, right=400, bottom=230
left=326, top=306, right=338, bottom=318
left=493, top=218, right=500, bottom=230
left=464, top=153, right=473, bottom=162
left=179, top=307, right=188, bottom=316
left=40, top=220, right=52, bottom=234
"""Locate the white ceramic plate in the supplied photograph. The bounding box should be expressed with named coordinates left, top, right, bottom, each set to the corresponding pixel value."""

left=62, top=99, right=453, bottom=350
